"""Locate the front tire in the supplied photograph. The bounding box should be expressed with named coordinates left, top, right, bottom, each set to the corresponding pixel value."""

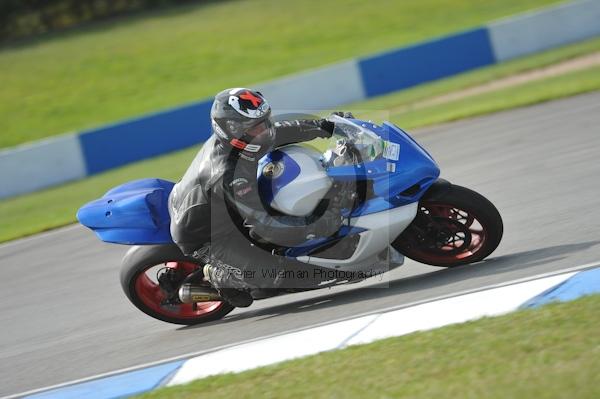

left=392, top=184, right=503, bottom=267
left=120, top=244, right=235, bottom=325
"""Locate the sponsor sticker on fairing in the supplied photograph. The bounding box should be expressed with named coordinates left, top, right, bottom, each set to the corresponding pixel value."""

left=383, top=141, right=400, bottom=161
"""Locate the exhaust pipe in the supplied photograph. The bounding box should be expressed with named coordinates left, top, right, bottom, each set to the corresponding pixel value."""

left=178, top=284, right=222, bottom=303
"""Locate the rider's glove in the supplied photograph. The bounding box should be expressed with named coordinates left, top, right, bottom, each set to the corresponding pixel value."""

left=319, top=119, right=335, bottom=135
left=330, top=111, right=355, bottom=119
left=320, top=112, right=355, bottom=136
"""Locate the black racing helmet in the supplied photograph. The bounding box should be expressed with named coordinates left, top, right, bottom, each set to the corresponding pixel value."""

left=211, top=88, right=275, bottom=161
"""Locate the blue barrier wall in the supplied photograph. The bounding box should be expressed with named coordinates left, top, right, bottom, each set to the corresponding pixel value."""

left=1, top=0, right=599, bottom=199
left=359, top=28, right=496, bottom=97
left=79, top=100, right=213, bottom=175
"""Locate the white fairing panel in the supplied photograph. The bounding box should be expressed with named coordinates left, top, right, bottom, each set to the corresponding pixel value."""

left=298, top=202, right=418, bottom=270
left=271, top=146, right=332, bottom=216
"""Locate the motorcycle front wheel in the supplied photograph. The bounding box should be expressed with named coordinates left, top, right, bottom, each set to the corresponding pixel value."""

left=392, top=184, right=503, bottom=267
left=120, top=244, right=235, bottom=325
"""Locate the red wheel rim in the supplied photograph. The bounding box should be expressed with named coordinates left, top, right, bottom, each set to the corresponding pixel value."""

left=133, top=261, right=224, bottom=319
left=406, top=202, right=488, bottom=264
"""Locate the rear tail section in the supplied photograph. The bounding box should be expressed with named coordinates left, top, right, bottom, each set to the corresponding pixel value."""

left=76, top=178, right=175, bottom=244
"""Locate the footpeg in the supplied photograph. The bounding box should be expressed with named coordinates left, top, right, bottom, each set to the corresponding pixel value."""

left=178, top=284, right=222, bottom=303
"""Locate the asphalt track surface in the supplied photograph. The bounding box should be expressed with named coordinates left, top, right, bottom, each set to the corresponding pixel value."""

left=2, top=92, right=600, bottom=397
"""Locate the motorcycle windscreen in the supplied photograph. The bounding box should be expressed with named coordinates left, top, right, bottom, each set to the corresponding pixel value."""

left=325, top=121, right=440, bottom=207
left=76, top=178, right=175, bottom=244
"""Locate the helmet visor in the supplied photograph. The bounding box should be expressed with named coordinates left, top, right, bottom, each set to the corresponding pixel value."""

left=246, top=119, right=273, bottom=138
left=224, top=118, right=273, bottom=138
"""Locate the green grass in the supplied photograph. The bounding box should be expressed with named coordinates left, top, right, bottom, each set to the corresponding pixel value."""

left=1, top=36, right=600, bottom=243
left=347, top=35, right=600, bottom=121
left=138, top=295, right=600, bottom=399
left=0, top=0, right=562, bottom=149
left=369, top=65, right=600, bottom=130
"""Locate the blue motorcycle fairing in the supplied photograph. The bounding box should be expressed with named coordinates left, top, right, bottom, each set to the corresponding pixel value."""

left=326, top=120, right=440, bottom=216
left=77, top=119, right=440, bottom=247
left=257, top=150, right=302, bottom=206
left=284, top=225, right=367, bottom=258
left=76, top=178, right=174, bottom=245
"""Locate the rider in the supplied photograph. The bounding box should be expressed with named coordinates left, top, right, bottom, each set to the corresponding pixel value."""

left=169, top=88, right=351, bottom=307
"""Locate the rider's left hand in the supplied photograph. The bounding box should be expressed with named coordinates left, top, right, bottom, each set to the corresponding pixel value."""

left=330, top=111, right=355, bottom=119
left=319, top=119, right=335, bottom=135
left=320, top=112, right=354, bottom=135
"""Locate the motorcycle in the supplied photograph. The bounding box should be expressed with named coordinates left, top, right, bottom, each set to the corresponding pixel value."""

left=77, top=115, right=503, bottom=325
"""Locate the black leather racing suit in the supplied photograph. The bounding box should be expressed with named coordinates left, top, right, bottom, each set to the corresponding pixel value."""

left=168, top=120, right=343, bottom=291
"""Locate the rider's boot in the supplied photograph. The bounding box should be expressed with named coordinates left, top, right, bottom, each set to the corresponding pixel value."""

left=203, top=264, right=254, bottom=308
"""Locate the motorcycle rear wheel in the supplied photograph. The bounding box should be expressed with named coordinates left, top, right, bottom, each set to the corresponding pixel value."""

left=120, top=244, right=235, bottom=325
left=392, top=184, right=503, bottom=267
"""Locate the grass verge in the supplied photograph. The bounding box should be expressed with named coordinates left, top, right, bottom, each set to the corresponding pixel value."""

left=369, top=65, right=600, bottom=130
left=0, top=0, right=561, bottom=148
left=350, top=36, right=600, bottom=112
left=138, top=295, right=600, bottom=399
left=347, top=36, right=600, bottom=128
left=1, top=39, right=600, bottom=243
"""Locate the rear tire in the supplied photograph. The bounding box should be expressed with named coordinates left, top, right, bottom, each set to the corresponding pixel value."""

left=120, top=244, right=235, bottom=325
left=392, top=184, right=503, bottom=267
